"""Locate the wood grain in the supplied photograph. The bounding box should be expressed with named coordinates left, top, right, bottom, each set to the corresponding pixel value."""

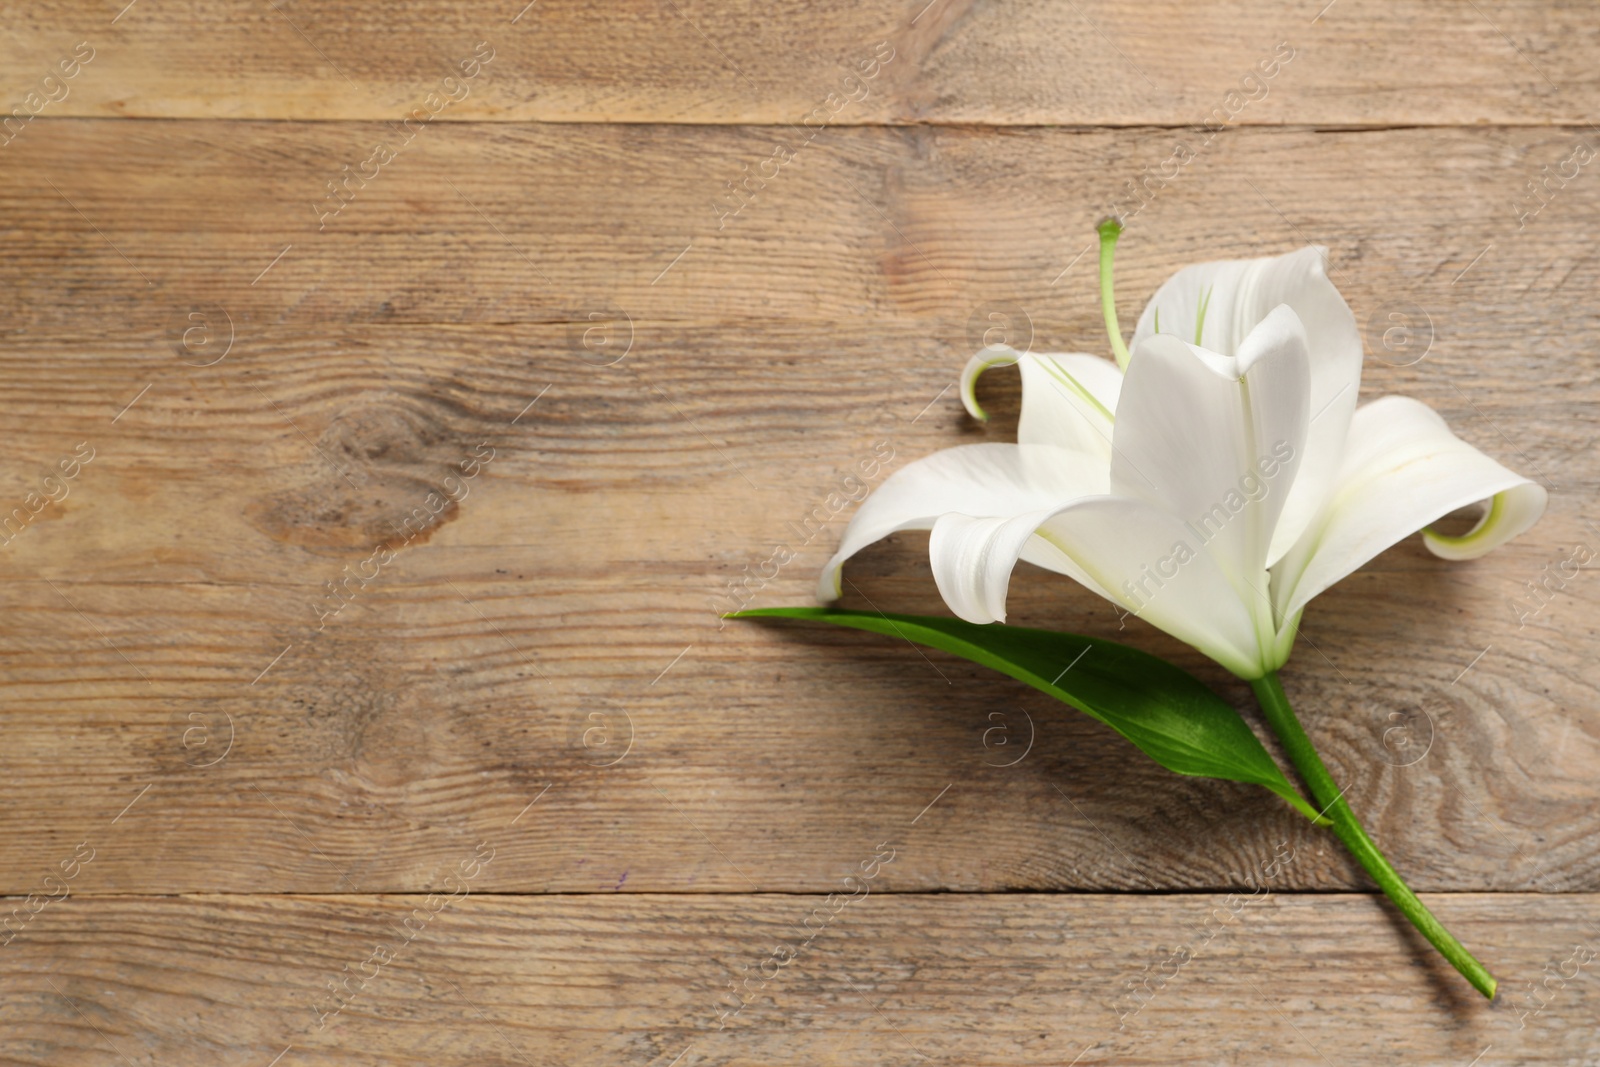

left=0, top=316, right=1591, bottom=894
left=2, top=893, right=1596, bottom=1065
left=0, top=117, right=1595, bottom=895
left=3, top=1, right=1599, bottom=126
left=1, top=0, right=1596, bottom=1055
left=1, top=120, right=1598, bottom=334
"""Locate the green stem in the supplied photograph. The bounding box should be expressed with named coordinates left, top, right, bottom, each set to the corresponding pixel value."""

left=1097, top=217, right=1132, bottom=370
left=1250, top=672, right=1497, bottom=1000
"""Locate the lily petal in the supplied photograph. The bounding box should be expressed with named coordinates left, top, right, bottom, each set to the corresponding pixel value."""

left=817, top=443, right=1109, bottom=602
left=1423, top=489, right=1547, bottom=561
left=931, top=510, right=1069, bottom=624
left=928, top=495, right=1265, bottom=677
left=961, top=345, right=1122, bottom=459
left=1271, top=395, right=1548, bottom=621
left=1131, top=246, right=1362, bottom=565
left=1111, top=307, right=1310, bottom=612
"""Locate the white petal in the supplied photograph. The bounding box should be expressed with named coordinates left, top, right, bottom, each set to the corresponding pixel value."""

left=959, top=345, right=1023, bottom=421
left=927, top=495, right=1266, bottom=677
left=960, top=345, right=1121, bottom=459
left=1271, top=395, right=1548, bottom=621
left=1423, top=489, right=1547, bottom=561
left=1131, top=246, right=1362, bottom=564
left=931, top=510, right=1065, bottom=624
left=817, top=443, right=1109, bottom=601
left=1111, top=308, right=1309, bottom=611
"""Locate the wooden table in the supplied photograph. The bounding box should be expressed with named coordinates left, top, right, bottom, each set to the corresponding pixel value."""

left=2, top=2, right=1596, bottom=1063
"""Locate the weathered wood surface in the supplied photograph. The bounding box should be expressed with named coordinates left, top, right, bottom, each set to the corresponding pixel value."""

left=0, top=119, right=1595, bottom=893
left=1, top=894, right=1595, bottom=1065
left=2, top=0, right=1597, bottom=1058
left=4, top=1, right=1599, bottom=126
left=2, top=121, right=1600, bottom=331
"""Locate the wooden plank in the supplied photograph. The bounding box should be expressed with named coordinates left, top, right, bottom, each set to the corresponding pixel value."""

left=3, top=1, right=1599, bottom=126
left=1, top=119, right=1599, bottom=335
left=0, top=893, right=1594, bottom=1064
left=0, top=119, right=1595, bottom=894
left=0, top=317, right=1591, bottom=894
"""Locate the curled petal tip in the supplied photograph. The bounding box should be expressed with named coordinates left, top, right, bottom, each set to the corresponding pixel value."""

left=1422, top=483, right=1547, bottom=561
left=960, top=345, right=1021, bottom=422
left=815, top=562, right=845, bottom=604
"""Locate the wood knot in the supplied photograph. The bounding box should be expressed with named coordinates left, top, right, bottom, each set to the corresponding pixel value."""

left=246, top=391, right=492, bottom=551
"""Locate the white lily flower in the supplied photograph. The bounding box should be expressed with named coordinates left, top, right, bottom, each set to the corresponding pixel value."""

left=818, top=239, right=1546, bottom=679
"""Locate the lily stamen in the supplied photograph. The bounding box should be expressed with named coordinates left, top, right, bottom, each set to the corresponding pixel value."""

left=1097, top=217, right=1132, bottom=370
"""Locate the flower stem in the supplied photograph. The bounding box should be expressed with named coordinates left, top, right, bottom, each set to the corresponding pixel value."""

left=1250, top=671, right=1497, bottom=1000
left=1097, top=217, right=1132, bottom=370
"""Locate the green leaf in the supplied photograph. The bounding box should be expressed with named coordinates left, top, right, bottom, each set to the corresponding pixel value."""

left=734, top=607, right=1326, bottom=825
